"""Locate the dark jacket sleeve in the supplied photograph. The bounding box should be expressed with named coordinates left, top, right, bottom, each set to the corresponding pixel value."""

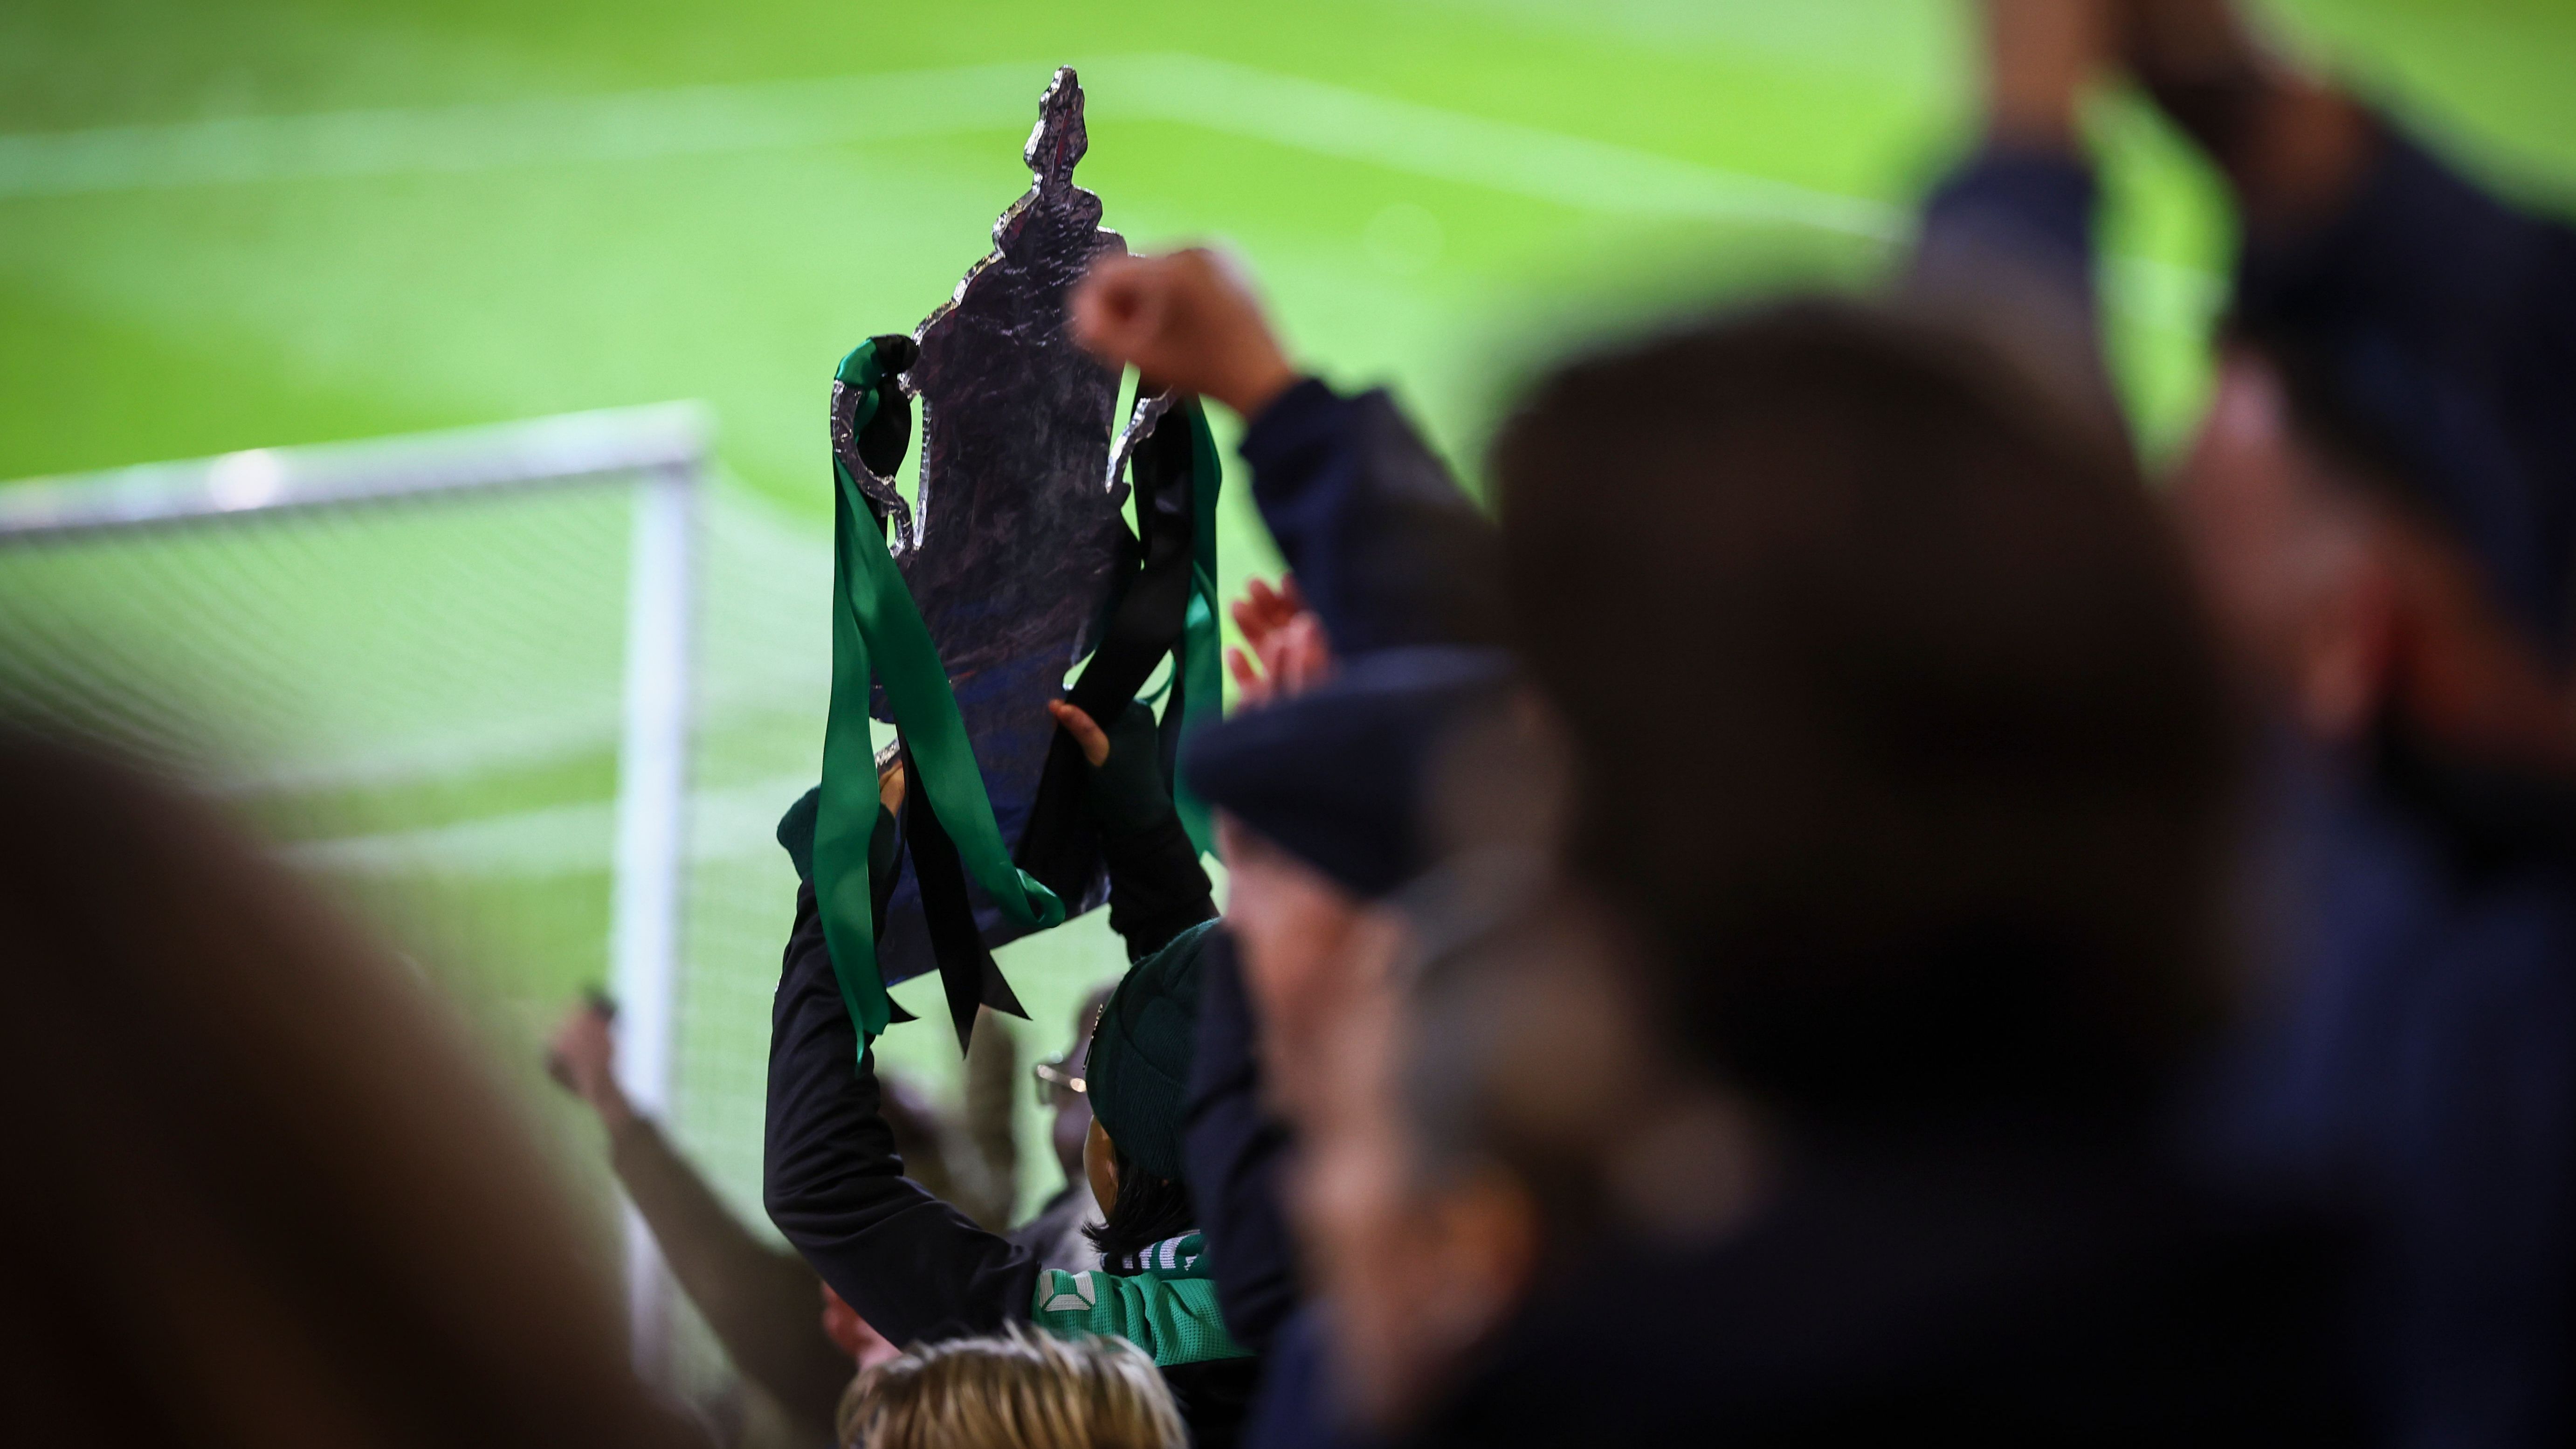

left=1089, top=702, right=1218, bottom=962
left=1101, top=814, right=1219, bottom=963
left=2230, top=132, right=2576, bottom=659
left=1181, top=926, right=1301, bottom=1355
left=1238, top=380, right=1506, bottom=655
left=607, top=1116, right=853, bottom=1438
left=1909, top=145, right=2123, bottom=440
left=763, top=880, right=1040, bottom=1347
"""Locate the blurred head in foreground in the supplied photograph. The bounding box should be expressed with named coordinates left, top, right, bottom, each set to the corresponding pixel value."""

left=1195, top=649, right=1655, bottom=1433
left=1186, top=646, right=1518, bottom=1120
left=834, top=1326, right=1182, bottom=1449
left=1046, top=983, right=1116, bottom=1189
left=1495, top=300, right=2239, bottom=1122
left=0, top=730, right=692, bottom=1449
left=1302, top=865, right=1752, bottom=1435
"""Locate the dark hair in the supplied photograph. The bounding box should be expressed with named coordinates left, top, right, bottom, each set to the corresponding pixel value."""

left=1084, top=1142, right=1197, bottom=1270
left=1494, top=301, right=2239, bottom=1120
left=0, top=730, right=697, bottom=1448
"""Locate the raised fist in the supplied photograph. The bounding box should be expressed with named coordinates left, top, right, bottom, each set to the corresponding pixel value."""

left=1068, top=248, right=1300, bottom=418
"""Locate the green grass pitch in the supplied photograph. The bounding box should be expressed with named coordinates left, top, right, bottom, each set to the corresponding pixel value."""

left=3, top=0, right=2572, bottom=1329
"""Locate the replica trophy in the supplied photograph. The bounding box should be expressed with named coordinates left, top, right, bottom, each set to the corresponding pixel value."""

left=811, top=68, right=1221, bottom=1049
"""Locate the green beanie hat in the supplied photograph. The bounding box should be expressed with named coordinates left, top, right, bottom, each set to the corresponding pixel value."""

left=1085, top=918, right=1218, bottom=1185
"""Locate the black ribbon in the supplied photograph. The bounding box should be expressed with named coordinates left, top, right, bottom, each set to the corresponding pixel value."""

left=901, top=741, right=1030, bottom=1052
left=847, top=356, right=1202, bottom=1052
left=1013, top=393, right=1203, bottom=904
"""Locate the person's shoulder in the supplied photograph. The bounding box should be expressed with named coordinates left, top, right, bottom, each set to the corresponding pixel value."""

left=1153, top=918, right=1222, bottom=963
left=1028, top=1235, right=1247, bottom=1367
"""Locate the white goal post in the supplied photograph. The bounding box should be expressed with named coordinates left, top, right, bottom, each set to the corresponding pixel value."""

left=0, top=403, right=710, bottom=1377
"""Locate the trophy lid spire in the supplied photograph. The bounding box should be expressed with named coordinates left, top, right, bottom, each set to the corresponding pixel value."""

left=1024, top=67, right=1088, bottom=193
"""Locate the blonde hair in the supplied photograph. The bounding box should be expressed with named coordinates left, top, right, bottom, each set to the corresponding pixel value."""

left=837, top=1325, right=1183, bottom=1449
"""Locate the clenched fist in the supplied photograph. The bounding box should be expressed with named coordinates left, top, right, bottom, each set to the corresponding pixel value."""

left=1068, top=248, right=1301, bottom=418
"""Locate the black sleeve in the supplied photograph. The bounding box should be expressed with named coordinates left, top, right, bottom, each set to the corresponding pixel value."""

left=1088, top=701, right=1217, bottom=963
left=763, top=880, right=1039, bottom=1346
left=1239, top=379, right=1507, bottom=656
left=1101, top=815, right=1218, bottom=965
left=1180, top=927, right=1300, bottom=1354
left=1908, top=145, right=2124, bottom=442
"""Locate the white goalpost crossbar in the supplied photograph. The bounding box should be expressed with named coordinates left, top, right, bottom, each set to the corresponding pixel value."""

left=0, top=402, right=712, bottom=1377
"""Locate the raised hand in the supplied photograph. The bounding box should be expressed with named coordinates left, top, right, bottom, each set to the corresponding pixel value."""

left=1979, top=0, right=2116, bottom=147
left=544, top=997, right=634, bottom=1129
left=1044, top=697, right=1185, bottom=839
left=2116, top=0, right=2374, bottom=229
left=1226, top=575, right=1335, bottom=708
left=1045, top=698, right=1113, bottom=767
left=1230, top=574, right=1305, bottom=650
left=1068, top=248, right=1301, bottom=418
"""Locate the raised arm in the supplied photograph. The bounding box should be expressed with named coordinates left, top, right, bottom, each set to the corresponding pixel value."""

left=1070, top=248, right=1506, bottom=654
left=1908, top=0, right=2123, bottom=434
left=609, top=1117, right=855, bottom=1433
left=2126, top=0, right=2576, bottom=653
left=1045, top=698, right=1218, bottom=962
left=762, top=881, right=1039, bottom=1347
left=1236, top=377, right=1508, bottom=654
left=548, top=1002, right=854, bottom=1437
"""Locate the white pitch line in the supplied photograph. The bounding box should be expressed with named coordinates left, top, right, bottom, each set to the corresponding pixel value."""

left=1096, top=54, right=1905, bottom=240
left=288, top=772, right=819, bottom=877
left=0, top=63, right=1045, bottom=200
left=0, top=51, right=1903, bottom=239
left=0, top=52, right=2222, bottom=320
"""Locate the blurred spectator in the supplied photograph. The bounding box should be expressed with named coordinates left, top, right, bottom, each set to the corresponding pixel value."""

left=1069, top=251, right=1503, bottom=660
left=1010, top=985, right=1115, bottom=1272
left=957, top=1004, right=1024, bottom=1235
left=547, top=997, right=884, bottom=1447
left=1068, top=246, right=1604, bottom=1448
left=1928, top=3, right=2576, bottom=1442
left=1178, top=644, right=1537, bottom=1448
left=0, top=729, right=699, bottom=1449
left=834, top=1326, right=1183, bottom=1449
left=1068, top=135, right=2359, bottom=1444
left=1172, top=587, right=1356, bottom=1385
left=1069, top=254, right=1519, bottom=1437
left=1304, top=874, right=1741, bottom=1441
left=1439, top=296, right=2359, bottom=1444
left=878, top=1042, right=1009, bottom=1234
left=766, top=702, right=1257, bottom=1446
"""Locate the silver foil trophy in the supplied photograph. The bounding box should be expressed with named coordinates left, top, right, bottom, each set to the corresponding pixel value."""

left=872, top=67, right=1137, bottom=983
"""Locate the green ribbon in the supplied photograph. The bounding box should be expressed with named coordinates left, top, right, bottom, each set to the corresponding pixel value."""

left=817, top=339, right=1066, bottom=1045
left=1169, top=403, right=1225, bottom=853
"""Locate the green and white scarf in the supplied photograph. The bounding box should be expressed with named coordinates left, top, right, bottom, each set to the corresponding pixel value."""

left=1029, top=1232, right=1250, bottom=1367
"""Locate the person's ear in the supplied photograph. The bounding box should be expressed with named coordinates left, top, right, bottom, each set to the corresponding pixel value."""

left=1084, top=1115, right=1120, bottom=1214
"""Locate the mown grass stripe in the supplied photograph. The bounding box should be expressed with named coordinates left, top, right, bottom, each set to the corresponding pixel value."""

left=0, top=52, right=1899, bottom=239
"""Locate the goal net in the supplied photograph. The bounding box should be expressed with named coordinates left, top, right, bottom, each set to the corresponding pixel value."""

left=0, top=403, right=1138, bottom=1408
left=0, top=404, right=829, bottom=1390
